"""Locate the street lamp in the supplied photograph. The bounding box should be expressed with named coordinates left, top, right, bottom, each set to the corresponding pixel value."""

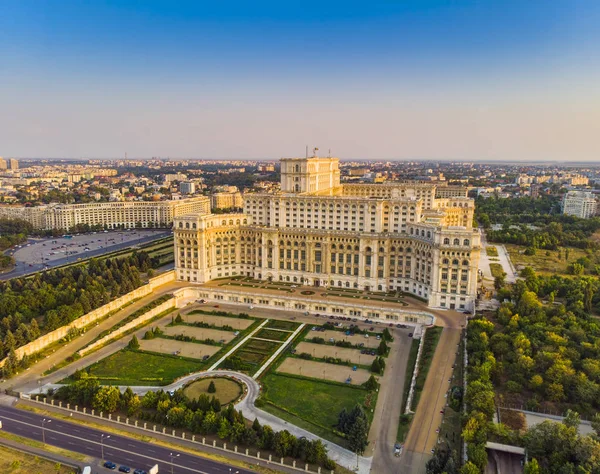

left=170, top=452, right=180, bottom=474
left=41, top=418, right=51, bottom=443
left=100, top=434, right=110, bottom=460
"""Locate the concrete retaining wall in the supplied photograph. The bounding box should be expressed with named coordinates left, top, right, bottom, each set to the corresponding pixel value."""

left=78, top=297, right=177, bottom=356
left=0, top=270, right=176, bottom=367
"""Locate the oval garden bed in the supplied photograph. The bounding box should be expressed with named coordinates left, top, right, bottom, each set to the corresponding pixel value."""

left=183, top=377, right=243, bottom=405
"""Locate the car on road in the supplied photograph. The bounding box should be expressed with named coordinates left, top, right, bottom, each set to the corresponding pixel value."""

left=408, top=333, right=413, bottom=337
left=133, top=470, right=147, bottom=474
left=119, top=466, right=131, bottom=473
left=103, top=461, right=117, bottom=470
left=394, top=443, right=402, bottom=457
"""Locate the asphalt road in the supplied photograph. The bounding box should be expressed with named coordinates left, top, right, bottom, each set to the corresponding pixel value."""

left=1, top=230, right=172, bottom=280
left=0, top=405, right=254, bottom=474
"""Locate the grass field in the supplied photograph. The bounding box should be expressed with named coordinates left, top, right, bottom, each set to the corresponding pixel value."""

left=261, top=373, right=370, bottom=445
left=265, top=320, right=299, bottom=331
left=0, top=443, right=77, bottom=474
left=255, top=328, right=291, bottom=341
left=243, top=339, right=281, bottom=353
left=485, top=246, right=499, bottom=257
left=183, top=377, right=242, bottom=405
left=505, top=244, right=588, bottom=275
left=67, top=349, right=203, bottom=386
left=489, top=263, right=506, bottom=278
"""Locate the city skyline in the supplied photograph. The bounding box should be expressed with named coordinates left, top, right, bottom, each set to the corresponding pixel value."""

left=1, top=1, right=599, bottom=161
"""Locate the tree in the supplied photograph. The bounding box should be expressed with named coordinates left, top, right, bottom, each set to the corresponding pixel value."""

left=208, top=380, right=216, bottom=393
left=377, top=340, right=388, bottom=356
left=92, top=386, right=121, bottom=413
left=128, top=335, right=140, bottom=350
left=364, top=375, right=378, bottom=391
left=217, top=417, right=230, bottom=439
left=460, top=462, right=480, bottom=474
left=347, top=416, right=369, bottom=454
left=370, top=358, right=381, bottom=374
left=524, top=458, right=540, bottom=474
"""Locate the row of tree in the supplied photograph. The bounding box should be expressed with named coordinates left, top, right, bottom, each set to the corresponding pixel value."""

left=0, top=251, right=160, bottom=374
left=53, top=376, right=335, bottom=469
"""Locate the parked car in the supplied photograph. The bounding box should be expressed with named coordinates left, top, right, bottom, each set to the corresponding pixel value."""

left=119, top=466, right=131, bottom=473
left=103, top=461, right=117, bottom=470
left=133, top=470, right=148, bottom=474
left=408, top=333, right=413, bottom=337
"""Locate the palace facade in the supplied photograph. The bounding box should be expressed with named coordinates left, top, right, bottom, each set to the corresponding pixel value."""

left=0, top=197, right=211, bottom=231
left=175, top=157, right=480, bottom=310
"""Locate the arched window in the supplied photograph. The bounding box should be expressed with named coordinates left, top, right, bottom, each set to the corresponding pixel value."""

left=452, top=259, right=459, bottom=265
left=442, top=258, right=449, bottom=265
left=463, top=239, right=470, bottom=246
left=463, top=260, right=469, bottom=266
left=443, top=238, right=450, bottom=245
left=453, top=238, right=460, bottom=245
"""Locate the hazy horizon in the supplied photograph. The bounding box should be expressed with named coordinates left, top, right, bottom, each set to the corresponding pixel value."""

left=2, top=1, right=600, bottom=162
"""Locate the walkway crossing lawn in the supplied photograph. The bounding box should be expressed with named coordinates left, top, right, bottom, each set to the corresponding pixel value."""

left=65, top=349, right=203, bottom=386
left=265, top=320, right=300, bottom=331
left=139, top=338, right=219, bottom=360
left=162, top=325, right=235, bottom=343
left=295, top=342, right=376, bottom=365
left=261, top=373, right=371, bottom=444
left=255, top=328, right=290, bottom=341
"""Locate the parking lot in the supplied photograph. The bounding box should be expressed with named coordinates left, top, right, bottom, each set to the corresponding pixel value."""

left=2, top=229, right=170, bottom=279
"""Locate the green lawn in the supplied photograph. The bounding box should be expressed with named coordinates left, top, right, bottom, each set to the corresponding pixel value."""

left=260, top=373, right=370, bottom=445
left=489, top=263, right=506, bottom=279
left=505, top=244, right=588, bottom=275
left=255, top=328, right=291, bottom=341
left=265, top=320, right=300, bottom=331
left=65, top=349, right=203, bottom=386
left=485, top=246, right=499, bottom=257
left=243, top=339, right=281, bottom=353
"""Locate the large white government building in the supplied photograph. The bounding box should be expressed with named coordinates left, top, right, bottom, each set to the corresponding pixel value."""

left=175, top=156, right=481, bottom=311
left=0, top=197, right=211, bottom=231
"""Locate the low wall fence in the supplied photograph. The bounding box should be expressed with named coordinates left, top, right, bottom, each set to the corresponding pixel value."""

left=404, top=326, right=427, bottom=414
left=78, top=297, right=177, bottom=357
left=28, top=395, right=334, bottom=474
left=0, top=270, right=176, bottom=368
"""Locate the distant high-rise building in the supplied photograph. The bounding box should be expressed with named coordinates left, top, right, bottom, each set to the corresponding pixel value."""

left=562, top=191, right=597, bottom=218
left=0, top=157, right=6, bottom=170
left=180, top=181, right=196, bottom=195
left=9, top=158, right=18, bottom=170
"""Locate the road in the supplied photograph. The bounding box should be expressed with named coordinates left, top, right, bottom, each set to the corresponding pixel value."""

left=367, top=328, right=412, bottom=473
left=400, top=327, right=461, bottom=474
left=0, top=404, right=255, bottom=474
left=1, top=229, right=171, bottom=280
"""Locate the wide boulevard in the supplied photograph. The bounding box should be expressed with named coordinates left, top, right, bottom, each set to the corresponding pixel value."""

left=0, top=404, right=254, bottom=474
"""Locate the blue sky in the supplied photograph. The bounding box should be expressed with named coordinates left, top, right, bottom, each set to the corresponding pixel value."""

left=1, top=1, right=599, bottom=160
